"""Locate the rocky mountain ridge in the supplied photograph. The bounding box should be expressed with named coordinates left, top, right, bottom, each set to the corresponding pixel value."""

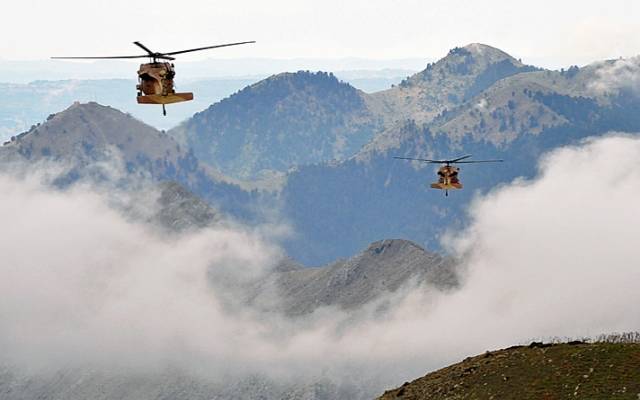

left=248, top=239, right=457, bottom=316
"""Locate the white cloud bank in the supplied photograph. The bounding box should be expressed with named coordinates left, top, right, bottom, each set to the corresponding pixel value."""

left=589, top=56, right=640, bottom=95
left=0, top=134, right=639, bottom=393
left=370, top=133, right=640, bottom=370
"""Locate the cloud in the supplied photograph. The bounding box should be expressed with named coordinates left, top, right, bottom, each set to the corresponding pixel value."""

left=0, top=174, right=278, bottom=372
left=588, top=56, right=640, bottom=95
left=1, top=134, right=640, bottom=396
left=365, top=133, right=640, bottom=370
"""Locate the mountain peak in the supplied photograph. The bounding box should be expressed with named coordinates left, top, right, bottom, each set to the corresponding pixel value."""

left=20, top=101, right=151, bottom=137
left=271, top=70, right=337, bottom=80
left=244, top=70, right=347, bottom=94
left=461, top=43, right=518, bottom=61
left=370, top=43, right=536, bottom=125
left=3, top=101, right=183, bottom=168
left=172, top=70, right=378, bottom=179
left=264, top=238, right=456, bottom=316
left=431, top=43, right=523, bottom=76
left=48, top=101, right=133, bottom=124
left=363, top=239, right=427, bottom=259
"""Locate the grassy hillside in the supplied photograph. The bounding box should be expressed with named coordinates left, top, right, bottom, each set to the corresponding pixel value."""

left=378, top=340, right=640, bottom=400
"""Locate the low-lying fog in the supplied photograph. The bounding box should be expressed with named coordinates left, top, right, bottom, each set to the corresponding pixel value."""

left=1, top=134, right=639, bottom=394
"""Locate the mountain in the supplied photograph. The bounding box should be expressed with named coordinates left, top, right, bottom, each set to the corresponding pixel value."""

left=0, top=71, right=417, bottom=144
left=0, top=102, right=257, bottom=220
left=1, top=101, right=181, bottom=165
left=170, top=71, right=384, bottom=179
left=149, top=181, right=220, bottom=232
left=370, top=43, right=539, bottom=125
left=244, top=239, right=457, bottom=316
left=377, top=340, right=640, bottom=399
left=280, top=52, right=640, bottom=265
left=8, top=48, right=640, bottom=268
left=169, top=46, right=535, bottom=180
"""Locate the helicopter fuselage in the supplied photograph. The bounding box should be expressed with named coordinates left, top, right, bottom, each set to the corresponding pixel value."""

left=430, top=165, right=463, bottom=191
left=136, top=62, right=193, bottom=105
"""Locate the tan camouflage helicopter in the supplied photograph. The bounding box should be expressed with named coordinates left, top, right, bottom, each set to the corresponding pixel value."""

left=53, top=40, right=255, bottom=115
left=394, top=154, right=503, bottom=196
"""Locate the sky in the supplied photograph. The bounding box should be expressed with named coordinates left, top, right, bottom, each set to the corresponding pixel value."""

left=3, top=0, right=640, bottom=69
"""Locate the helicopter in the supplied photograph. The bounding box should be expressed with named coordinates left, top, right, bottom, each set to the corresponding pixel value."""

left=393, top=155, right=503, bottom=196
left=52, top=40, right=255, bottom=115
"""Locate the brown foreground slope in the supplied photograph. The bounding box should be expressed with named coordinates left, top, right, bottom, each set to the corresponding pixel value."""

left=378, top=342, right=640, bottom=400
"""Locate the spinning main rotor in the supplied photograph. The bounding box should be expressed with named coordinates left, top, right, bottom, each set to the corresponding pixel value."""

left=52, top=40, right=256, bottom=63
left=393, top=154, right=504, bottom=166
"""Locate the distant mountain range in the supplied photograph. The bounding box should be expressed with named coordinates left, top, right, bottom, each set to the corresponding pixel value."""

left=0, top=71, right=414, bottom=143
left=0, top=78, right=259, bottom=138
left=170, top=71, right=384, bottom=179
left=0, top=99, right=455, bottom=313
left=3, top=43, right=640, bottom=267
left=278, top=45, right=640, bottom=264
left=169, top=44, right=538, bottom=180
left=0, top=58, right=425, bottom=84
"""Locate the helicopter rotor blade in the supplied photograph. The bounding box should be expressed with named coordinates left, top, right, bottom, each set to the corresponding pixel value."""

left=133, top=41, right=156, bottom=55
left=163, top=41, right=256, bottom=56
left=454, top=159, right=504, bottom=164
left=394, top=155, right=504, bottom=164
left=449, top=154, right=472, bottom=163
left=51, top=55, right=152, bottom=59
left=393, top=156, right=443, bottom=163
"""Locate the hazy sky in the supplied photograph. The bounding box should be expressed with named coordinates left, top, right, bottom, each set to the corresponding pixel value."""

left=3, top=0, right=640, bottom=68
